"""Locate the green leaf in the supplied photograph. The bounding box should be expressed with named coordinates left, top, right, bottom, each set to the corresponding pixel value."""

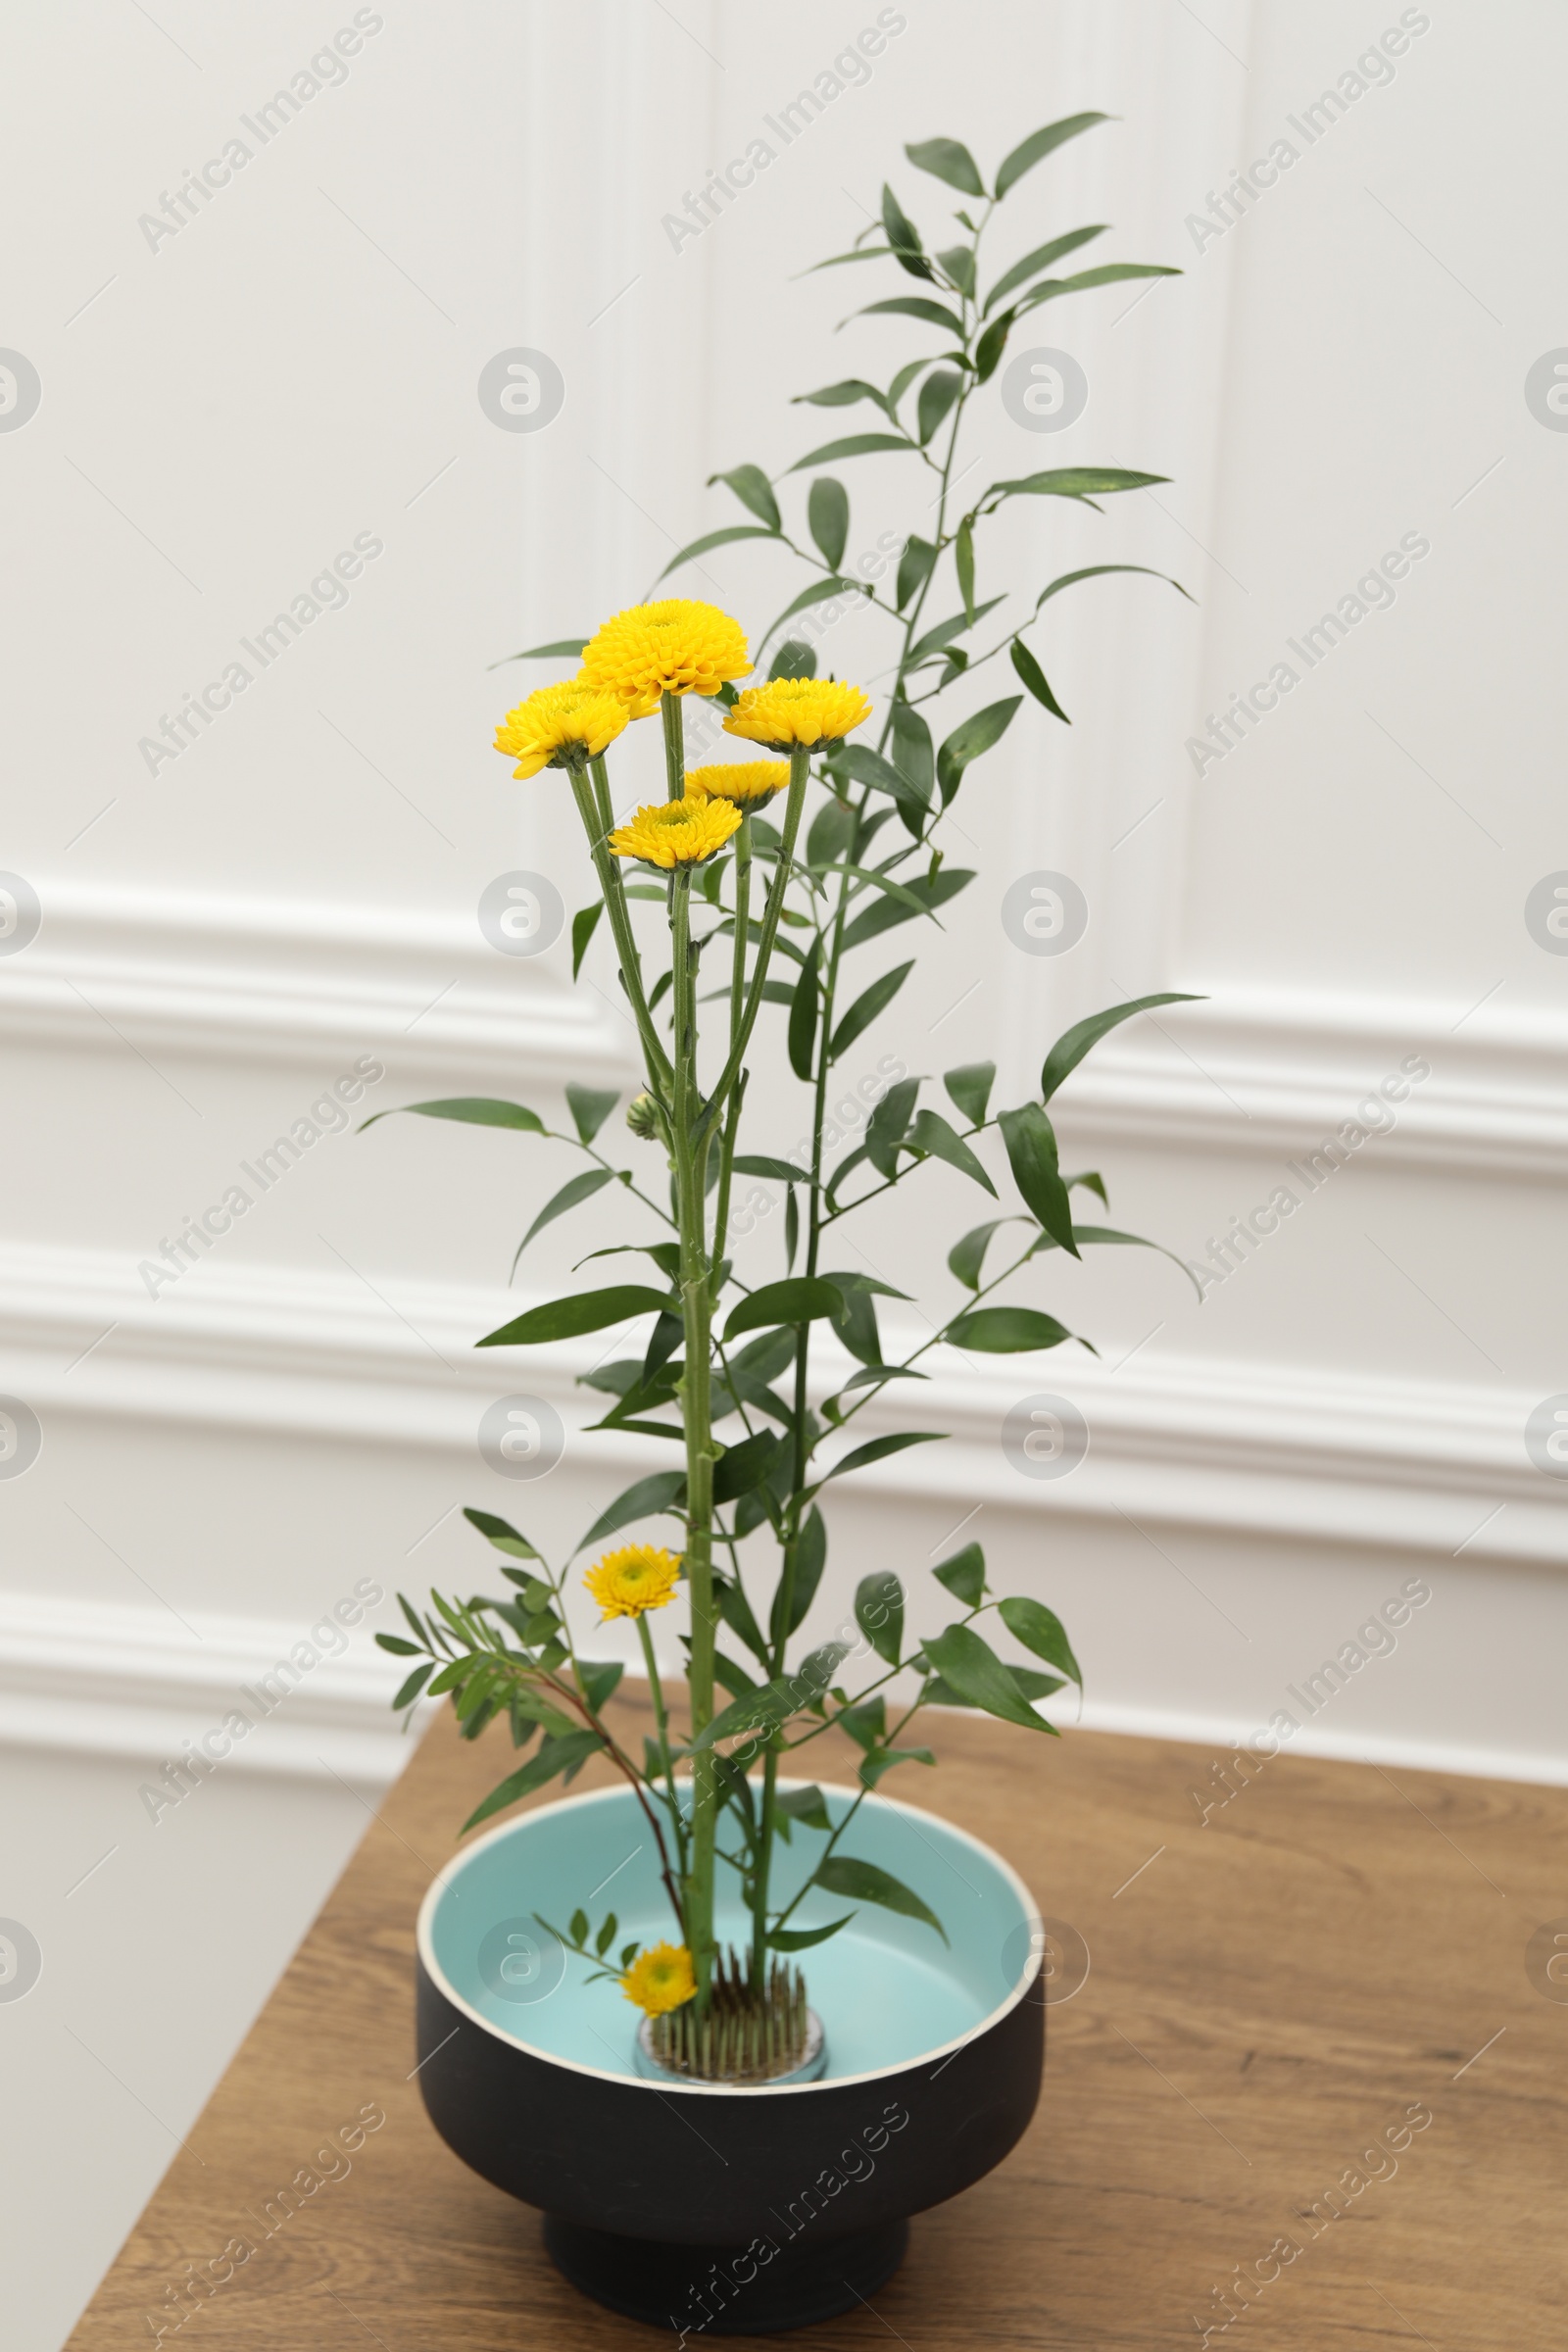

left=655, top=522, right=780, bottom=582
left=905, top=136, right=985, bottom=196
left=987, top=466, right=1167, bottom=507
left=462, top=1730, right=605, bottom=1833
left=1039, top=1221, right=1204, bottom=1301
left=923, top=1623, right=1053, bottom=1734
left=708, top=464, right=781, bottom=530
left=999, top=1593, right=1082, bottom=1688
left=566, top=1084, right=619, bottom=1144
left=947, top=1216, right=1027, bottom=1291
left=778, top=1783, right=833, bottom=1834
left=463, top=1506, right=543, bottom=1562
left=595, top=1911, right=616, bottom=1956
left=807, top=475, right=850, bottom=569
left=693, top=1642, right=851, bottom=1748
left=984, top=224, right=1108, bottom=313
left=864, top=1073, right=921, bottom=1176
left=731, top=1153, right=803, bottom=1184
left=770, top=639, right=817, bottom=681
left=579, top=1658, right=623, bottom=1714
left=829, top=959, right=912, bottom=1061
left=570, top=902, right=602, bottom=980
left=995, top=112, right=1110, bottom=202
left=948, top=1304, right=1073, bottom=1352
left=944, top=1060, right=995, bottom=1126
left=936, top=698, right=1021, bottom=803
left=955, top=516, right=976, bottom=622
left=784, top=433, right=915, bottom=472
left=880, top=181, right=933, bottom=279
left=712, top=1429, right=782, bottom=1506
left=998, top=1102, right=1077, bottom=1255
left=973, top=306, right=1015, bottom=385
left=908, top=1107, right=997, bottom=1196
left=933, top=1541, right=985, bottom=1608
left=768, top=1503, right=827, bottom=1642
left=713, top=1649, right=760, bottom=1702
left=936, top=243, right=975, bottom=299
left=818, top=1431, right=945, bottom=1488
left=361, top=1097, right=544, bottom=1135
left=492, top=638, right=587, bottom=665
left=514, top=1167, right=614, bottom=1260
left=856, top=1571, right=905, bottom=1665
left=760, top=575, right=865, bottom=653
left=851, top=297, right=968, bottom=337
left=1010, top=638, right=1070, bottom=724
left=1017, top=262, right=1180, bottom=316
left=826, top=743, right=927, bottom=829
left=478, top=1285, right=670, bottom=1348
left=926, top=1664, right=1061, bottom=1718
left=802, top=243, right=897, bottom=273
left=1040, top=991, right=1203, bottom=1102
left=891, top=702, right=935, bottom=806
left=805, top=797, right=852, bottom=873
left=1035, top=562, right=1192, bottom=613
left=896, top=535, right=938, bottom=612
left=724, top=1278, right=845, bottom=1343
left=837, top=1695, right=886, bottom=1751
left=787, top=938, right=821, bottom=1082
left=392, top=1661, right=434, bottom=1710
left=858, top=1746, right=936, bottom=1789
left=906, top=600, right=1005, bottom=669
left=574, top=1469, right=687, bottom=1554
left=916, top=368, right=963, bottom=447
left=792, top=377, right=892, bottom=414
left=814, top=1855, right=946, bottom=1941
left=376, top=1632, right=420, bottom=1655
left=767, top=1915, right=856, bottom=1952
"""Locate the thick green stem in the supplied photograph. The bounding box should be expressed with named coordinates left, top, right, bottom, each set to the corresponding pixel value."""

left=669, top=864, right=718, bottom=2006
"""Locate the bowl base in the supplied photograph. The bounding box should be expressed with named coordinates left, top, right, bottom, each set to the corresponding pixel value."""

left=543, top=2211, right=909, bottom=2335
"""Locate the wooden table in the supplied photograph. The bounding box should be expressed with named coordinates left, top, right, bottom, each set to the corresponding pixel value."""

left=69, top=1698, right=1568, bottom=2349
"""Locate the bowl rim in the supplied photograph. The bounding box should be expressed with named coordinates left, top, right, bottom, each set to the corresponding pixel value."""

left=416, top=1774, right=1044, bottom=2098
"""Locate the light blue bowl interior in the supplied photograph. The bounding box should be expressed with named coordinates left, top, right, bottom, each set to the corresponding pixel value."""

left=427, top=1781, right=1036, bottom=2083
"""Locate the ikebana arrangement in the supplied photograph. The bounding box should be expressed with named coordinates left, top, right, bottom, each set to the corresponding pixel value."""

left=375, top=115, right=1193, bottom=2109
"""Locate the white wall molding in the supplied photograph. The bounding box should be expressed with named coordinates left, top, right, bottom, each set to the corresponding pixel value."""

left=2, top=1242, right=1560, bottom=1567
left=1055, top=988, right=1568, bottom=1180
left=0, top=882, right=631, bottom=1086
left=0, top=1587, right=417, bottom=1784
left=3, top=886, right=1562, bottom=1180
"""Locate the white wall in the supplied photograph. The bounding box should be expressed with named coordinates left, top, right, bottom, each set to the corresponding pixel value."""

left=3, top=3, right=1565, bottom=2343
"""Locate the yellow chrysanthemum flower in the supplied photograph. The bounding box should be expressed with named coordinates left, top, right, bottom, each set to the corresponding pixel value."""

left=579, top=600, right=752, bottom=718
left=620, top=1941, right=697, bottom=2017
left=722, top=677, right=873, bottom=750
left=494, top=680, right=629, bottom=781
left=608, top=797, right=742, bottom=869
left=684, top=761, right=789, bottom=808
left=584, top=1543, right=682, bottom=1620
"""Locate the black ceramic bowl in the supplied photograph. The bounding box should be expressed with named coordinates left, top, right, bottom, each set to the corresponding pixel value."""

left=415, top=1780, right=1045, bottom=2334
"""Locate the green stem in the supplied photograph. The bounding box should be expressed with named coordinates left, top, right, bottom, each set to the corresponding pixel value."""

left=636, top=1611, right=683, bottom=1861
left=705, top=744, right=809, bottom=1124
left=571, top=762, right=673, bottom=1098
left=663, top=692, right=688, bottom=799
left=669, top=863, right=718, bottom=2006
left=710, top=814, right=752, bottom=1265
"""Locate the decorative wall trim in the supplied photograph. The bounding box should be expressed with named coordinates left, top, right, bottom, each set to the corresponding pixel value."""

left=4, top=889, right=1559, bottom=1174
left=0, top=1588, right=416, bottom=1784
left=3, top=1242, right=1559, bottom=1566
left=1059, top=991, right=1568, bottom=1180
left=0, top=883, right=630, bottom=1085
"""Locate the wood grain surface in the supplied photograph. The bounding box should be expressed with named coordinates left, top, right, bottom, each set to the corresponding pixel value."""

left=67, top=1695, right=1568, bottom=2349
